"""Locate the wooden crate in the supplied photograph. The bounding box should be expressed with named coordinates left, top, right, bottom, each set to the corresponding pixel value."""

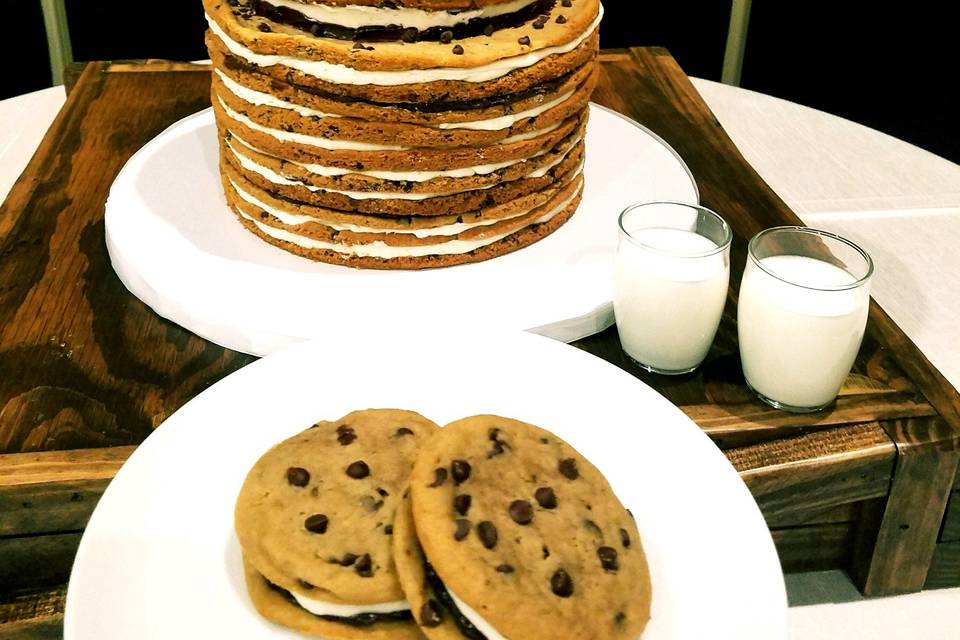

left=1, top=50, right=958, bottom=636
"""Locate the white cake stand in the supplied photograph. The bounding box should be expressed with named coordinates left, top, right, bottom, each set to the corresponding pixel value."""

left=105, top=104, right=698, bottom=356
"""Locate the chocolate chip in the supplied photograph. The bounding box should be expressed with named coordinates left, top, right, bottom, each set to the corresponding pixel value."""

left=440, top=30, right=453, bottom=44
left=286, top=467, right=310, bottom=487
left=598, top=546, right=619, bottom=571
left=332, top=553, right=358, bottom=566
left=297, top=579, right=314, bottom=590
left=305, top=514, right=329, bottom=534
left=558, top=458, right=579, bottom=479
left=542, top=544, right=551, bottom=559
left=477, top=521, right=498, bottom=549
left=402, top=27, right=419, bottom=43
left=488, top=440, right=507, bottom=458
left=451, top=460, right=471, bottom=484
left=561, top=0, right=573, bottom=6
left=533, top=15, right=548, bottom=29
left=496, top=564, right=515, bottom=573
left=518, top=35, right=531, bottom=46
left=420, top=600, right=444, bottom=627
left=583, top=519, right=602, bottom=537
left=620, top=528, right=632, bottom=548
left=352, top=41, right=374, bottom=51
left=360, top=496, right=384, bottom=512
left=346, top=461, right=370, bottom=479
left=354, top=554, right=373, bottom=577
left=257, top=23, right=272, bottom=32
left=551, top=569, right=574, bottom=597
left=377, top=488, right=390, bottom=497
left=614, top=611, right=626, bottom=625
left=540, top=437, right=550, bottom=444
left=429, top=467, right=448, bottom=487
left=384, top=525, right=394, bottom=535
left=395, top=427, right=414, bottom=436
left=483, top=24, right=494, bottom=36
left=556, top=15, right=568, bottom=24
left=337, top=431, right=357, bottom=445
left=454, top=519, right=471, bottom=541
left=508, top=500, right=534, bottom=525
left=452, top=45, right=465, bottom=55
left=534, top=487, right=558, bottom=509
left=454, top=494, right=472, bottom=516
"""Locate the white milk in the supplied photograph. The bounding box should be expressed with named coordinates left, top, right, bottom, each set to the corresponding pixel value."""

left=738, top=255, right=871, bottom=409
left=614, top=228, right=729, bottom=372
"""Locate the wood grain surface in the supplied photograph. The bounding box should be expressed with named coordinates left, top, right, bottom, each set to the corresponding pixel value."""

left=2, top=49, right=960, bottom=634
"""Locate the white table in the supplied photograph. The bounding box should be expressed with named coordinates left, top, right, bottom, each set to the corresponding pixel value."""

left=2, top=79, right=959, bottom=639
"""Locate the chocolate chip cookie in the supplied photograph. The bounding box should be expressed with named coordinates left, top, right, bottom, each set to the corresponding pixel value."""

left=235, top=408, right=439, bottom=639
left=405, top=415, right=651, bottom=639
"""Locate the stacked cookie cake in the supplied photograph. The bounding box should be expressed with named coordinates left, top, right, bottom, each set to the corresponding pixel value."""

left=203, top=0, right=602, bottom=269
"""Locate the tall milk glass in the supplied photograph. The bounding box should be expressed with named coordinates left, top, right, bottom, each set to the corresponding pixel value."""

left=738, top=227, right=874, bottom=412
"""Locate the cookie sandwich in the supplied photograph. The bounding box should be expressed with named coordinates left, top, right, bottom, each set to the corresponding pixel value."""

left=401, top=415, right=652, bottom=639
left=235, top=409, right=439, bottom=638
left=203, top=0, right=602, bottom=269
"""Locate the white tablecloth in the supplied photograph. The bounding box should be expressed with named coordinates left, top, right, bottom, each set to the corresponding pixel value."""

left=2, top=78, right=959, bottom=639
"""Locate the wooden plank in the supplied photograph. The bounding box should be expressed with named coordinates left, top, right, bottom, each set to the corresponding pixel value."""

left=689, top=391, right=935, bottom=449
left=765, top=501, right=859, bottom=529
left=772, top=523, right=855, bottom=573
left=0, top=533, right=81, bottom=591
left=725, top=423, right=896, bottom=520
left=0, top=446, right=134, bottom=535
left=0, top=62, right=256, bottom=456
left=942, top=491, right=960, bottom=543
left=0, top=586, right=65, bottom=639
left=924, top=540, right=960, bottom=590
left=851, top=417, right=960, bottom=595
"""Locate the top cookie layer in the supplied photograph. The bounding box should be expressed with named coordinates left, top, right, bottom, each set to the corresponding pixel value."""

left=235, top=408, right=439, bottom=604
left=204, top=0, right=601, bottom=71
left=409, top=415, right=651, bottom=639
left=295, top=0, right=527, bottom=9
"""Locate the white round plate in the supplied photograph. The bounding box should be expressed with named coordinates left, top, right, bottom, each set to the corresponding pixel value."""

left=105, top=104, right=698, bottom=356
left=65, top=331, right=785, bottom=640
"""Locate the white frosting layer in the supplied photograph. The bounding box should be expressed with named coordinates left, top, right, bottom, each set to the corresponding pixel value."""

left=206, top=5, right=603, bottom=86
left=267, top=0, right=536, bottom=30
left=228, top=135, right=574, bottom=202
left=235, top=177, right=581, bottom=257
left=290, top=591, right=409, bottom=617
left=218, top=64, right=575, bottom=132
left=221, top=97, right=560, bottom=152
left=215, top=68, right=341, bottom=118
left=449, top=590, right=510, bottom=640
left=219, top=98, right=407, bottom=150
left=230, top=131, right=563, bottom=181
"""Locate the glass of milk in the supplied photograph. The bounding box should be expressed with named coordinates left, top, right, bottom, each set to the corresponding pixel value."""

left=613, top=201, right=732, bottom=374
left=738, top=227, right=874, bottom=412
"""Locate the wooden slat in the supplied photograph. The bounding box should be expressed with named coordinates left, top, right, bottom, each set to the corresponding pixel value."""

left=0, top=586, right=66, bottom=639
left=0, top=533, right=81, bottom=591
left=943, top=491, right=960, bottom=543
left=0, top=446, right=134, bottom=536
left=689, top=391, right=935, bottom=449
left=924, top=540, right=960, bottom=590
left=765, top=501, right=860, bottom=529
left=852, top=417, right=960, bottom=595
left=725, top=423, right=896, bottom=520
left=772, top=523, right=855, bottom=573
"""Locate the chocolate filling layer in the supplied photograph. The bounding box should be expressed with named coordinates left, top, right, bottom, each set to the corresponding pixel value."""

left=243, top=0, right=555, bottom=43
left=265, top=579, right=413, bottom=627
left=424, top=560, right=487, bottom=639
left=222, top=53, right=578, bottom=112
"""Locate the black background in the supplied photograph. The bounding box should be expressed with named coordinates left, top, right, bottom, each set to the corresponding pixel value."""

left=5, top=1, right=958, bottom=164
